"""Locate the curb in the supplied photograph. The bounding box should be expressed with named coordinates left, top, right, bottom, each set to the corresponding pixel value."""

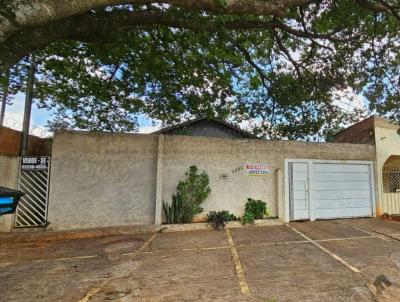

left=0, top=219, right=283, bottom=243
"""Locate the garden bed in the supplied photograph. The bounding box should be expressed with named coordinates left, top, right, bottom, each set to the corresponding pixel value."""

left=161, top=218, right=282, bottom=232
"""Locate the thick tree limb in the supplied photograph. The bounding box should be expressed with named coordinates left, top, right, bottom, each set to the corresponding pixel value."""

left=356, top=0, right=400, bottom=20
left=0, top=0, right=311, bottom=45
left=0, top=9, right=356, bottom=70
left=2, top=0, right=386, bottom=70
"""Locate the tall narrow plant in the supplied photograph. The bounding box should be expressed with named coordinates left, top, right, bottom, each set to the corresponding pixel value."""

left=163, top=193, right=183, bottom=224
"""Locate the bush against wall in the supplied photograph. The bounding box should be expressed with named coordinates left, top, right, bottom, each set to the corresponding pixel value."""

left=241, top=198, right=269, bottom=224
left=244, top=198, right=268, bottom=219
left=163, top=165, right=211, bottom=224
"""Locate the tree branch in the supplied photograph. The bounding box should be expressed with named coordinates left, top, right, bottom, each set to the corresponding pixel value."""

left=0, top=0, right=312, bottom=45
left=356, top=0, right=400, bottom=20
left=231, top=40, right=272, bottom=90
left=272, top=29, right=302, bottom=78
left=0, top=9, right=355, bottom=70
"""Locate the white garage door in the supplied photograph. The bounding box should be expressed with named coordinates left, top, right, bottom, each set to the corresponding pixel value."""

left=313, top=163, right=373, bottom=219
left=288, top=160, right=374, bottom=221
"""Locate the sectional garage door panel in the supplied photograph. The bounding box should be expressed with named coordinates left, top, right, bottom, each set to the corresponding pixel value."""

left=314, top=189, right=371, bottom=200
left=315, top=207, right=372, bottom=219
left=313, top=163, right=373, bottom=219
left=315, top=181, right=370, bottom=191
left=313, top=163, right=370, bottom=173
left=315, top=198, right=371, bottom=209
left=315, top=172, right=370, bottom=182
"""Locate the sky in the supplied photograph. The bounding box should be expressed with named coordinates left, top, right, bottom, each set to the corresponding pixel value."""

left=3, top=93, right=51, bottom=137
left=3, top=92, right=161, bottom=137
left=2, top=88, right=369, bottom=138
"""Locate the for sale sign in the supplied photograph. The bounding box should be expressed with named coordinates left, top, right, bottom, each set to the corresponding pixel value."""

left=21, top=156, right=50, bottom=171
left=245, top=163, right=273, bottom=176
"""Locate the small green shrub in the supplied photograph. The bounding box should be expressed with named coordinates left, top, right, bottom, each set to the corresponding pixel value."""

left=207, top=210, right=237, bottom=230
left=265, top=206, right=271, bottom=218
left=245, top=198, right=268, bottom=219
left=241, top=211, right=255, bottom=225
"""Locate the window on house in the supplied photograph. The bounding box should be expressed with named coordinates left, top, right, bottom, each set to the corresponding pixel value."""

left=382, top=158, right=400, bottom=193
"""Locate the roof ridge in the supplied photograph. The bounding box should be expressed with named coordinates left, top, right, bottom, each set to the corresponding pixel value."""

left=153, top=117, right=256, bottom=138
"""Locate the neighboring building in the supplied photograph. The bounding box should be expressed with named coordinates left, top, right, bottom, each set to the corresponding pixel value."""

left=0, top=126, right=52, bottom=157
left=336, top=115, right=400, bottom=215
left=336, top=116, right=376, bottom=144
left=153, top=117, right=256, bottom=139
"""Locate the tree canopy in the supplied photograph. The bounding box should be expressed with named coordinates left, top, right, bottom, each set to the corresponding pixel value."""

left=1, top=0, right=400, bottom=139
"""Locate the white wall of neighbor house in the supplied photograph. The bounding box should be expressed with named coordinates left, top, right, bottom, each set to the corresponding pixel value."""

left=374, top=120, right=400, bottom=214
left=0, top=155, right=19, bottom=231
left=47, top=131, right=376, bottom=231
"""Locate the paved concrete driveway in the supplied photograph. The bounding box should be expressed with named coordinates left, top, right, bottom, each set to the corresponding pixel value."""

left=1, top=219, right=400, bottom=301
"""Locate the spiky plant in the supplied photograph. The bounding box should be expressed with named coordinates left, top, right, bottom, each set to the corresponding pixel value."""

left=207, top=210, right=233, bottom=230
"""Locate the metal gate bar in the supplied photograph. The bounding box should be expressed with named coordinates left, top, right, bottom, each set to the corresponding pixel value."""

left=15, top=157, right=50, bottom=227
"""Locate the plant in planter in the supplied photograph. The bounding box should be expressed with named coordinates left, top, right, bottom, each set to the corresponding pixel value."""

left=163, top=165, right=211, bottom=224
left=265, top=206, right=271, bottom=218
left=163, top=193, right=183, bottom=224
left=241, top=211, right=255, bottom=225
left=241, top=198, right=270, bottom=224
left=177, top=165, right=211, bottom=223
left=245, top=198, right=268, bottom=219
left=207, top=210, right=237, bottom=230
left=226, top=212, right=237, bottom=222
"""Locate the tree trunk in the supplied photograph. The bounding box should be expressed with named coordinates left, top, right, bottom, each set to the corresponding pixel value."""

left=0, top=69, right=9, bottom=126
left=20, top=55, right=36, bottom=157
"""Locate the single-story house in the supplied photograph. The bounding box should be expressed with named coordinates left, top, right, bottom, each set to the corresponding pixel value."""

left=0, top=116, right=399, bottom=231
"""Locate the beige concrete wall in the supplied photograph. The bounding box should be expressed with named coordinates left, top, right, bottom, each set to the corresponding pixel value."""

left=162, top=137, right=280, bottom=220
left=47, top=131, right=375, bottom=230
left=0, top=155, right=19, bottom=231
left=47, top=131, right=159, bottom=230
left=161, top=136, right=376, bottom=222
left=374, top=125, right=400, bottom=214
